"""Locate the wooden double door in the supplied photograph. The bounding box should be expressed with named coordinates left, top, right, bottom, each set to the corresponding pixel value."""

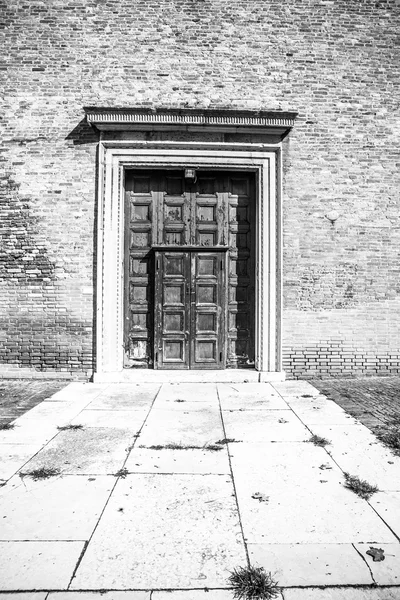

left=154, top=250, right=226, bottom=369
left=124, top=169, right=255, bottom=370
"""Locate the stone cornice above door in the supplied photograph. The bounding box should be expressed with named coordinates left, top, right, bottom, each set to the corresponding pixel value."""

left=85, top=107, right=297, bottom=142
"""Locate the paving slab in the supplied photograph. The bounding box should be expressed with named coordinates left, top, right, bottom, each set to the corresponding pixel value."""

left=155, top=383, right=219, bottom=403
left=153, top=593, right=245, bottom=600
left=229, top=443, right=397, bottom=544
left=229, top=440, right=338, bottom=480
left=370, top=492, right=400, bottom=538
left=309, top=423, right=400, bottom=491
left=150, top=384, right=220, bottom=412
left=0, top=444, right=43, bottom=482
left=88, top=384, right=160, bottom=410
left=70, top=408, right=148, bottom=429
left=138, top=408, right=225, bottom=447
left=285, top=398, right=359, bottom=426
left=15, top=400, right=90, bottom=424
left=152, top=400, right=220, bottom=412
left=49, top=383, right=108, bottom=402
left=49, top=594, right=150, bottom=600
left=217, top=383, right=288, bottom=410
left=0, top=541, right=84, bottom=590
left=222, top=410, right=310, bottom=442
left=125, top=446, right=230, bottom=474
left=283, top=588, right=400, bottom=600
left=272, top=381, right=320, bottom=398
left=0, top=475, right=113, bottom=541
left=248, top=543, right=373, bottom=586
left=71, top=474, right=246, bottom=589
left=21, top=427, right=135, bottom=475
left=355, top=543, right=400, bottom=585
left=0, top=421, right=58, bottom=445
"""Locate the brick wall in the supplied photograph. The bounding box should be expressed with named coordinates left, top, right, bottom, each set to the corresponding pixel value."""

left=1, top=0, right=399, bottom=377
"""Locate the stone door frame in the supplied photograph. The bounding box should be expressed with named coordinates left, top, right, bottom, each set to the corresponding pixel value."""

left=94, top=141, right=283, bottom=381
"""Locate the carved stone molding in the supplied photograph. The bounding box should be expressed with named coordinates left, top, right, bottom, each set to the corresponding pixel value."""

left=94, top=141, right=283, bottom=381
left=85, top=107, right=297, bottom=140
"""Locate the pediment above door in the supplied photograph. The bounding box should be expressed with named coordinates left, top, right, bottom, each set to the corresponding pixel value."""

left=85, top=107, right=297, bottom=143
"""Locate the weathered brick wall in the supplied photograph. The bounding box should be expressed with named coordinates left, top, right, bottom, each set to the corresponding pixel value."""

left=1, top=0, right=399, bottom=376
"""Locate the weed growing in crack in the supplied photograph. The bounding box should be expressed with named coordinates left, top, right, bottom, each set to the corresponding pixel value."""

left=0, top=423, right=15, bottom=431
left=215, top=438, right=241, bottom=445
left=20, top=467, right=61, bottom=481
left=57, top=424, right=84, bottom=431
left=114, top=467, right=130, bottom=478
left=228, top=565, right=280, bottom=600
left=144, top=443, right=223, bottom=452
left=251, top=492, right=269, bottom=503
left=309, top=434, right=331, bottom=447
left=343, top=472, right=379, bottom=500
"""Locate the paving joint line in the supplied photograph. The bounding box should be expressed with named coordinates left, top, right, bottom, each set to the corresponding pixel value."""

left=366, top=498, right=400, bottom=543
left=66, top=384, right=163, bottom=589
left=216, top=382, right=250, bottom=568
left=67, top=540, right=89, bottom=589
left=352, top=542, right=376, bottom=585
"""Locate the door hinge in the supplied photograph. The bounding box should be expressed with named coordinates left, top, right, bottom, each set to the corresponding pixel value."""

left=155, top=352, right=158, bottom=362
left=220, top=351, right=222, bottom=362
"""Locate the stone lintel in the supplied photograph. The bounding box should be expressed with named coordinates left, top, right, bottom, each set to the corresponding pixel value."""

left=85, top=107, right=297, bottom=140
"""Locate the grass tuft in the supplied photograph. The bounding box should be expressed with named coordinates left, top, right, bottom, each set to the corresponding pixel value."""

left=343, top=472, right=379, bottom=500
left=114, top=467, right=130, bottom=478
left=57, top=424, right=84, bottom=431
left=375, top=426, right=400, bottom=455
left=215, top=438, right=240, bottom=445
left=0, top=423, right=15, bottom=431
left=20, top=467, right=61, bottom=481
left=309, top=434, right=331, bottom=447
left=228, top=565, right=280, bottom=600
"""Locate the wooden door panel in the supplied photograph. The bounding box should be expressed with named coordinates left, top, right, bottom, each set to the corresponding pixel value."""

left=163, top=340, right=186, bottom=363
left=194, top=340, right=217, bottom=362
left=190, top=251, right=224, bottom=369
left=156, top=173, right=189, bottom=246
left=226, top=175, right=255, bottom=368
left=196, top=284, right=216, bottom=304
left=196, top=313, right=216, bottom=333
left=164, top=284, right=185, bottom=305
left=155, top=250, right=225, bottom=369
left=124, top=171, right=157, bottom=368
left=163, top=312, right=184, bottom=332
left=154, top=251, right=190, bottom=369
left=126, top=170, right=255, bottom=370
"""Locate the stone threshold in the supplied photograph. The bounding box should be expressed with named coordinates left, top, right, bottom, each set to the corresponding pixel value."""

left=93, top=369, right=286, bottom=383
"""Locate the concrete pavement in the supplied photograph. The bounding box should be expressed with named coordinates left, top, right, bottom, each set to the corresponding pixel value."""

left=0, top=380, right=399, bottom=599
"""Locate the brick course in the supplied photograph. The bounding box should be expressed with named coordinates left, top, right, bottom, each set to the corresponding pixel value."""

left=1, top=0, right=399, bottom=376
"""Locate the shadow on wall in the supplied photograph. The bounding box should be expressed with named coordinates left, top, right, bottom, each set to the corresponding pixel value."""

left=65, top=116, right=101, bottom=373
left=65, top=118, right=99, bottom=145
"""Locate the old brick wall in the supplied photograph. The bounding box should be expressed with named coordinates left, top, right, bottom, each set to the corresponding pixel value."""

left=1, top=0, right=399, bottom=376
